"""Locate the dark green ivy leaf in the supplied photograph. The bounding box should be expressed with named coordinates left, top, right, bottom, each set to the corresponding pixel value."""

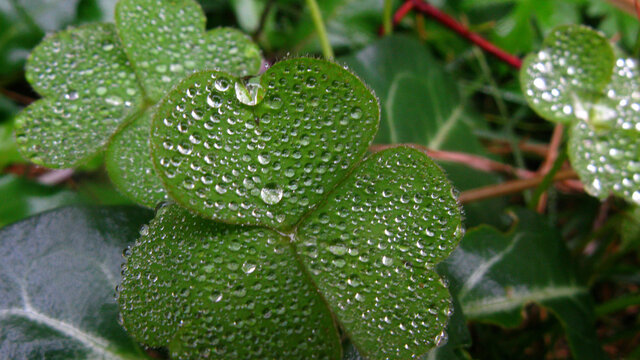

left=441, top=208, right=607, bottom=360
left=0, top=205, right=153, bottom=359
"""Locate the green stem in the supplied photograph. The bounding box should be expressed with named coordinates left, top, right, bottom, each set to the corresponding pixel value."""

left=305, top=0, right=334, bottom=59
left=383, top=0, right=394, bottom=35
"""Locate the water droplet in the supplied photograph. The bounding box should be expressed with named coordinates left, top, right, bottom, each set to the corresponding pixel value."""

left=64, top=91, right=79, bottom=101
left=350, top=107, right=362, bottom=119
left=260, top=184, right=283, bottom=205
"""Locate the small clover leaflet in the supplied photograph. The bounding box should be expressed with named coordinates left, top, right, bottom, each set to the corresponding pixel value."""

left=521, top=25, right=640, bottom=204
left=119, top=58, right=463, bottom=359
left=15, top=0, right=262, bottom=208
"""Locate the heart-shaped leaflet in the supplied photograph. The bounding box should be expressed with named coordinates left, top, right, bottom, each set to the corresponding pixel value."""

left=151, top=58, right=379, bottom=229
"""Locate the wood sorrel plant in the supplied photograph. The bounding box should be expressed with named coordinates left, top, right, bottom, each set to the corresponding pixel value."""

left=11, top=0, right=463, bottom=358
left=521, top=25, right=640, bottom=205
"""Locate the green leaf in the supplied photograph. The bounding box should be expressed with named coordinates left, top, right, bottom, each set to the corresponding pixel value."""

left=461, top=0, right=582, bottom=54
left=567, top=58, right=640, bottom=204
left=0, top=205, right=153, bottom=359
left=116, top=0, right=262, bottom=102
left=17, top=0, right=263, bottom=206
left=340, top=35, right=473, bottom=148
left=620, top=205, right=640, bottom=251
left=441, top=208, right=606, bottom=360
left=0, top=174, right=91, bottom=228
left=520, top=25, right=615, bottom=124
left=15, top=23, right=144, bottom=168
left=295, top=147, right=463, bottom=359
left=117, top=203, right=342, bottom=359
left=343, top=294, right=471, bottom=360
left=0, top=97, right=24, bottom=170
left=105, top=111, right=168, bottom=208
left=14, top=0, right=81, bottom=31
left=151, top=58, right=379, bottom=229
left=0, top=2, right=43, bottom=78
left=340, top=35, right=506, bottom=227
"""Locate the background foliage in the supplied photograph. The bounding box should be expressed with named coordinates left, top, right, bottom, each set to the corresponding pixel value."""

left=1, top=0, right=640, bottom=359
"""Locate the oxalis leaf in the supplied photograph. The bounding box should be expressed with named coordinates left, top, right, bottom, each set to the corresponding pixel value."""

left=441, top=208, right=607, bottom=360
left=15, top=0, right=263, bottom=208
left=521, top=25, right=615, bottom=125
left=521, top=25, right=640, bottom=204
left=0, top=205, right=153, bottom=360
left=119, top=147, right=463, bottom=359
left=151, top=58, right=379, bottom=229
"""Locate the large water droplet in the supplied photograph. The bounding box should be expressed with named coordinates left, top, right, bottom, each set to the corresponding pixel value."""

left=260, top=184, right=283, bottom=205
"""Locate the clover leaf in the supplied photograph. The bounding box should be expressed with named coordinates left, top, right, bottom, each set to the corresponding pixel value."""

left=521, top=25, right=615, bottom=125
left=296, top=147, right=463, bottom=358
left=118, top=203, right=342, bottom=359
left=151, top=58, right=379, bottom=229
left=15, top=0, right=262, bottom=208
left=119, top=54, right=463, bottom=357
left=521, top=25, right=640, bottom=204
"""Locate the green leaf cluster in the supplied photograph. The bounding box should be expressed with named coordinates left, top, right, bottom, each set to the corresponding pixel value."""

left=521, top=25, right=640, bottom=204
left=14, top=0, right=263, bottom=208
left=11, top=0, right=464, bottom=358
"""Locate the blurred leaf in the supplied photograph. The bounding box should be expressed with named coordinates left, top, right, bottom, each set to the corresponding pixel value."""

left=14, top=0, right=81, bottom=31
left=256, top=0, right=389, bottom=53
left=74, top=175, right=134, bottom=206
left=0, top=174, right=89, bottom=228
left=0, top=2, right=42, bottom=79
left=522, top=25, right=639, bottom=204
left=586, top=0, right=640, bottom=53
left=520, top=25, right=615, bottom=125
left=340, top=35, right=506, bottom=227
left=441, top=208, right=607, bottom=360
left=620, top=205, right=640, bottom=251
left=462, top=0, right=583, bottom=54
left=230, top=0, right=265, bottom=33
left=0, top=205, right=153, bottom=359
left=566, top=58, right=640, bottom=204
left=0, top=96, right=24, bottom=170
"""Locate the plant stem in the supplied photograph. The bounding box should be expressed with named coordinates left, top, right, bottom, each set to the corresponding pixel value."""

left=0, top=87, right=35, bottom=105
left=606, top=0, right=640, bottom=16
left=393, top=0, right=415, bottom=25
left=305, top=0, right=334, bottom=59
left=458, top=169, right=578, bottom=204
left=252, top=0, right=276, bottom=40
left=383, top=0, right=394, bottom=35
left=410, top=0, right=522, bottom=69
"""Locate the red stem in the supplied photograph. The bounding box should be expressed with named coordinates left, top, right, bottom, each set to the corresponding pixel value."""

left=393, top=1, right=415, bottom=25
left=409, top=0, right=522, bottom=69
